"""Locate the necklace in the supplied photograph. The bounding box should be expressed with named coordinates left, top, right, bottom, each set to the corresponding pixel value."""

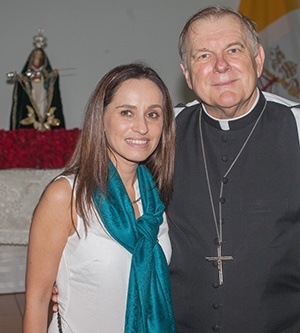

left=199, top=101, right=267, bottom=285
left=132, top=197, right=141, bottom=204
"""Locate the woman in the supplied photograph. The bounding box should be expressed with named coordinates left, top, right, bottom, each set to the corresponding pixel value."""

left=23, top=63, right=176, bottom=333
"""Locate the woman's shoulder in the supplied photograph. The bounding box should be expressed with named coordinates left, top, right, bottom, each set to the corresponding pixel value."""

left=32, top=174, right=75, bottom=237
left=42, top=176, right=72, bottom=207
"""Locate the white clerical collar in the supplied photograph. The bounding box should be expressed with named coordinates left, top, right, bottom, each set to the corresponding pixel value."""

left=202, top=89, right=260, bottom=131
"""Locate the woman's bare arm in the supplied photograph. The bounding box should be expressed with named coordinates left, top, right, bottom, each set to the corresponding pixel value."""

left=23, top=178, right=74, bottom=333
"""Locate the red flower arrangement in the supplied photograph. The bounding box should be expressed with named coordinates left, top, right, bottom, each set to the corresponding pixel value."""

left=0, top=128, right=80, bottom=169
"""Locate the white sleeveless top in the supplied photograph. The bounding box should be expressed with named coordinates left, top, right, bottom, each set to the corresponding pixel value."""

left=47, top=175, right=172, bottom=333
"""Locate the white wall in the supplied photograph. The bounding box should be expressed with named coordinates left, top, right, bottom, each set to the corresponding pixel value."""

left=0, top=0, right=239, bottom=130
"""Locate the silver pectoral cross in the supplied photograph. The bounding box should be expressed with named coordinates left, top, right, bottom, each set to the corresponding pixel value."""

left=206, top=244, right=233, bottom=285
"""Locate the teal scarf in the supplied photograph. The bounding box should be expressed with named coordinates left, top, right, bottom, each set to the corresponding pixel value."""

left=92, top=162, right=175, bottom=333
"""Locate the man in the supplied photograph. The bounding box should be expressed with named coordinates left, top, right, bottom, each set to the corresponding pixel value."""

left=168, top=5, right=300, bottom=332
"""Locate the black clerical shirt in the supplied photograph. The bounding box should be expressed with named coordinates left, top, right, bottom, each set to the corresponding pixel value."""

left=168, top=90, right=300, bottom=332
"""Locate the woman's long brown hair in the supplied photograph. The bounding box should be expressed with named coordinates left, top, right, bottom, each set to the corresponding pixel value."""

left=61, top=62, right=175, bottom=232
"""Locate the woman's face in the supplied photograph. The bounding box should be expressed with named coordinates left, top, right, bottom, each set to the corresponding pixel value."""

left=104, top=78, right=164, bottom=169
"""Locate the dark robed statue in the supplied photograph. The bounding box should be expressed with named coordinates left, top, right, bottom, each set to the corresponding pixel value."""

left=9, top=32, right=65, bottom=130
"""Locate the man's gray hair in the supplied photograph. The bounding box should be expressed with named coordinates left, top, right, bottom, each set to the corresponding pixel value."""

left=179, top=5, right=260, bottom=67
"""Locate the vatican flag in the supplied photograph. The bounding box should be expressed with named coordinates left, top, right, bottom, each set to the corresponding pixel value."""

left=239, top=0, right=300, bottom=102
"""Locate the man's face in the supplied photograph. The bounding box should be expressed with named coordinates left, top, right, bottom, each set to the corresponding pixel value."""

left=181, top=15, right=265, bottom=119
